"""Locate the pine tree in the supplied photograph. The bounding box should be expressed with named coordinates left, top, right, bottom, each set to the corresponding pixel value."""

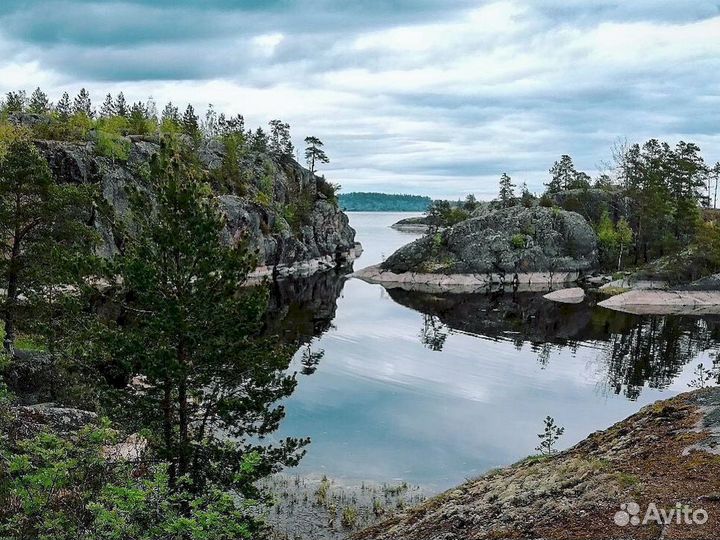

left=269, top=120, right=293, bottom=158
left=181, top=104, right=200, bottom=139
left=94, top=136, right=307, bottom=500
left=0, top=137, right=95, bottom=353
left=27, top=87, right=50, bottom=114
left=304, top=136, right=329, bottom=174
left=128, top=102, right=148, bottom=134
left=114, top=92, right=128, bottom=117
left=161, top=102, right=179, bottom=124
left=251, top=127, right=268, bottom=153
left=55, top=92, right=71, bottom=121
left=3, top=91, right=26, bottom=113
left=72, top=88, right=93, bottom=117
left=498, top=173, right=515, bottom=208
left=100, top=93, right=115, bottom=118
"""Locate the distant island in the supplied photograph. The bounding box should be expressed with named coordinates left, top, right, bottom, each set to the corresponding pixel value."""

left=339, top=192, right=432, bottom=212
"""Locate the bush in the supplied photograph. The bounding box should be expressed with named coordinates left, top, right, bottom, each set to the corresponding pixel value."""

left=96, top=130, right=131, bottom=162
left=539, top=194, right=554, bottom=208
left=511, top=234, right=526, bottom=249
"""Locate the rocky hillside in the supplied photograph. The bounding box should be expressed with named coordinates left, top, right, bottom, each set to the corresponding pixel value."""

left=382, top=206, right=597, bottom=276
left=33, top=135, right=357, bottom=277
left=356, top=387, right=720, bottom=540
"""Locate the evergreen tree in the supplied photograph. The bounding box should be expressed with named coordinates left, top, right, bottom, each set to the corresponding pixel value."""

left=161, top=102, right=179, bottom=124
left=128, top=102, right=148, bottom=134
left=55, top=92, right=72, bottom=121
left=181, top=104, right=200, bottom=139
left=27, top=87, right=50, bottom=114
left=95, top=136, right=306, bottom=502
left=251, top=127, right=268, bottom=153
left=100, top=93, right=115, bottom=118
left=269, top=120, right=293, bottom=158
left=498, top=173, right=515, bottom=208
left=0, top=137, right=95, bottom=353
left=3, top=91, right=26, bottom=113
left=114, top=92, right=128, bottom=117
left=520, top=182, right=535, bottom=207
left=72, top=88, right=93, bottom=117
left=304, top=136, right=329, bottom=174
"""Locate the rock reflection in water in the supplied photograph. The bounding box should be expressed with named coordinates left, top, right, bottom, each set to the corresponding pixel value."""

left=387, top=289, right=720, bottom=399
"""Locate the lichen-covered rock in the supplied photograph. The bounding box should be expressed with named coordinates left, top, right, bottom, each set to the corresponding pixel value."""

left=355, top=387, right=720, bottom=540
left=382, top=206, right=597, bottom=276
left=32, top=137, right=356, bottom=275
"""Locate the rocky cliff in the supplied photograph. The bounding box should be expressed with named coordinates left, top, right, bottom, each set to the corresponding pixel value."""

left=33, top=136, right=357, bottom=277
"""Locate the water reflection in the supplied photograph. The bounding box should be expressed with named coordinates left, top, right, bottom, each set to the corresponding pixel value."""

left=387, top=288, right=720, bottom=400
left=271, top=213, right=720, bottom=489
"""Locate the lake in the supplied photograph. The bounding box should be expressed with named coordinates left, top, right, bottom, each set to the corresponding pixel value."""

left=272, top=212, right=720, bottom=491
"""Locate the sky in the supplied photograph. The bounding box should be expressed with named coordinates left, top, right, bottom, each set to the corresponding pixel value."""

left=1, top=0, right=719, bottom=199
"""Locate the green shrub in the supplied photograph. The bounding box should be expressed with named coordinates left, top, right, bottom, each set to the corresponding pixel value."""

left=511, top=234, right=526, bottom=249
left=96, top=130, right=131, bottom=162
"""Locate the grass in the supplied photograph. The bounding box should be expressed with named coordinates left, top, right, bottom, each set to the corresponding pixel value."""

left=0, top=322, right=46, bottom=352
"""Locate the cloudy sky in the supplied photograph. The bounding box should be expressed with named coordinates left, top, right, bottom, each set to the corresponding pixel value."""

left=1, top=0, right=719, bottom=199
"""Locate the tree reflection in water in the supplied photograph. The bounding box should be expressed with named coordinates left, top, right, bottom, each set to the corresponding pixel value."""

left=386, top=288, right=720, bottom=400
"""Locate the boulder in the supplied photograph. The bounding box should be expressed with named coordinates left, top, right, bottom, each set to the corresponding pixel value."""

left=543, top=287, right=585, bottom=304
left=12, top=403, right=98, bottom=438
left=382, top=206, right=598, bottom=278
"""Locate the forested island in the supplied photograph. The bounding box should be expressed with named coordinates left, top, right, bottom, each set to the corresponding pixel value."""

left=339, top=192, right=432, bottom=211
left=369, top=148, right=720, bottom=295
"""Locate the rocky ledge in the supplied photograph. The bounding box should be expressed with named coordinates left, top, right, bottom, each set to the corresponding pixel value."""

left=390, top=216, right=433, bottom=233
left=358, top=206, right=597, bottom=292
left=34, top=136, right=357, bottom=278
left=355, top=387, right=720, bottom=540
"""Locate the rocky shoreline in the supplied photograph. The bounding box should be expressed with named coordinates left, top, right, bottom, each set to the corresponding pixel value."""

left=355, top=387, right=720, bottom=540
left=354, top=264, right=580, bottom=293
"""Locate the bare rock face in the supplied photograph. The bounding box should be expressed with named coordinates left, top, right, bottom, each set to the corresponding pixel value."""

left=32, top=137, right=356, bottom=274
left=382, top=206, right=598, bottom=277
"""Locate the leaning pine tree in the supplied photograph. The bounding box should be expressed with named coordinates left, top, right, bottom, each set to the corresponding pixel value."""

left=95, top=136, right=307, bottom=532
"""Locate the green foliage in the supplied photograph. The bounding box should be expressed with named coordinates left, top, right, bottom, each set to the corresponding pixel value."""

left=498, top=173, right=516, bottom=208
left=96, top=130, right=131, bottom=162
left=0, top=416, right=263, bottom=540
left=535, top=416, right=564, bottom=455
left=0, top=136, right=97, bottom=354
left=511, top=234, right=526, bottom=249
left=92, top=136, right=306, bottom=505
left=338, top=192, right=432, bottom=212
left=304, top=136, right=329, bottom=174
left=538, top=193, right=554, bottom=207
left=317, top=178, right=340, bottom=205
left=284, top=193, right=315, bottom=233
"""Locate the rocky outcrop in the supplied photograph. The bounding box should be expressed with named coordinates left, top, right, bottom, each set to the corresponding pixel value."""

left=363, top=207, right=597, bottom=290
left=390, top=216, right=433, bottom=233
left=33, top=136, right=357, bottom=276
left=599, top=289, right=720, bottom=315
left=543, top=286, right=585, bottom=304
left=355, top=387, right=720, bottom=540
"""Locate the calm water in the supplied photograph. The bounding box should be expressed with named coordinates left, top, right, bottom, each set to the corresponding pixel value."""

left=272, top=212, right=720, bottom=491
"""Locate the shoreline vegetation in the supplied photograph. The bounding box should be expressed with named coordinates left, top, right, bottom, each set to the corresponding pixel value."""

left=1, top=87, right=720, bottom=540
left=0, top=87, right=357, bottom=540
